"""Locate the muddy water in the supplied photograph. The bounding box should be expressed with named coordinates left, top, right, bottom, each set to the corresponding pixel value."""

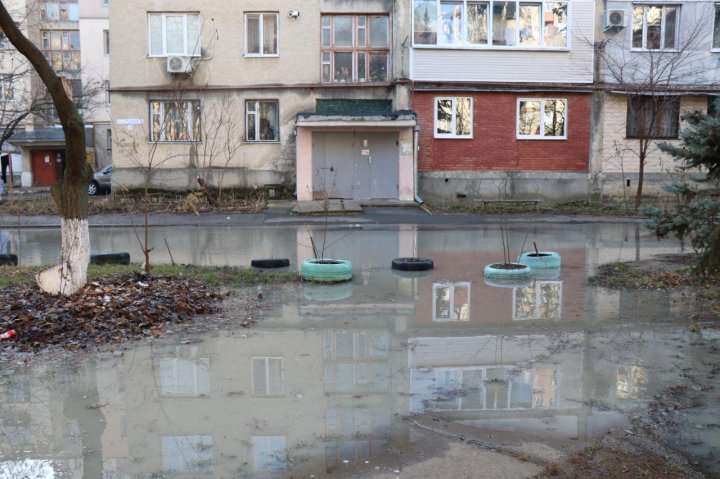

left=1, top=223, right=718, bottom=478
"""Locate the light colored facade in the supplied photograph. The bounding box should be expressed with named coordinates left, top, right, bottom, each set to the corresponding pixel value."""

left=79, top=0, right=111, bottom=169
left=109, top=0, right=416, bottom=200
left=594, top=0, right=720, bottom=198
left=409, top=0, right=598, bottom=203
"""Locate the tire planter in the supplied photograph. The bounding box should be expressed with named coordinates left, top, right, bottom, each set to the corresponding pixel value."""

left=90, top=252, right=130, bottom=265
left=483, top=262, right=532, bottom=280
left=391, top=257, right=434, bottom=272
left=301, top=258, right=353, bottom=282
left=0, top=254, right=18, bottom=266
left=251, top=258, right=290, bottom=268
left=484, top=276, right=533, bottom=289
left=518, top=251, right=561, bottom=269
left=303, top=282, right=353, bottom=302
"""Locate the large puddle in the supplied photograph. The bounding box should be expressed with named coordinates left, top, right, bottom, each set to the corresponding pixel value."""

left=1, top=223, right=718, bottom=477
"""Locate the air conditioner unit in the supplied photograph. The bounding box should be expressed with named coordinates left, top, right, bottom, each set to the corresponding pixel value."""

left=603, top=9, right=626, bottom=30
left=166, top=56, right=194, bottom=74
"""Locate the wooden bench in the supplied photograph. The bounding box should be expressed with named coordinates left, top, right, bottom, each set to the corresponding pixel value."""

left=475, top=198, right=542, bottom=212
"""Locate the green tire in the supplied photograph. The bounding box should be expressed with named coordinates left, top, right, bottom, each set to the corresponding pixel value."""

left=301, top=258, right=353, bottom=282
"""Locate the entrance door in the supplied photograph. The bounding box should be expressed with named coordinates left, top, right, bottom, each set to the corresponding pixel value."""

left=312, top=131, right=399, bottom=200
left=31, top=150, right=62, bottom=186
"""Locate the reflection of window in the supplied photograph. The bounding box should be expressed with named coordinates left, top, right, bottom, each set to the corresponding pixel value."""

left=252, top=436, right=287, bottom=471
left=411, top=365, right=558, bottom=412
left=626, top=95, right=679, bottom=139
left=321, top=15, right=389, bottom=83
left=413, top=0, right=568, bottom=48
left=632, top=5, right=678, bottom=50
left=513, top=280, right=562, bottom=320
left=714, top=6, right=720, bottom=49
left=162, top=435, right=213, bottom=473
left=323, top=331, right=390, bottom=393
left=251, top=357, right=284, bottom=396
left=150, top=100, right=201, bottom=142
left=325, top=407, right=390, bottom=468
left=245, top=13, right=278, bottom=56
left=103, top=29, right=110, bottom=55
left=41, top=1, right=79, bottom=21
left=246, top=100, right=279, bottom=142
left=158, top=348, right=210, bottom=397
left=148, top=12, right=201, bottom=57
left=432, top=282, right=470, bottom=321
left=0, top=78, right=13, bottom=102
left=434, top=97, right=472, bottom=138
left=106, top=129, right=112, bottom=152
left=616, top=365, right=648, bottom=400
left=517, top=98, right=566, bottom=139
left=41, top=30, right=80, bottom=71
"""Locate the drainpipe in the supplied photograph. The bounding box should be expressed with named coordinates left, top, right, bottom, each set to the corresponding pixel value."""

left=410, top=80, right=424, bottom=205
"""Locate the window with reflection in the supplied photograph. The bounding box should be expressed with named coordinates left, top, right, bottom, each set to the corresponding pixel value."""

left=251, top=357, right=284, bottom=397
left=252, top=436, right=287, bottom=471
left=432, top=282, right=471, bottom=320
left=517, top=98, right=566, bottom=139
left=513, top=281, right=562, bottom=320
left=632, top=5, right=678, bottom=50
left=323, top=331, right=390, bottom=393
left=626, top=95, right=679, bottom=139
left=149, top=100, right=201, bottom=142
left=325, top=407, right=390, bottom=469
left=434, top=98, right=472, bottom=138
left=157, top=347, right=210, bottom=397
left=616, top=365, right=648, bottom=400
left=41, top=29, right=80, bottom=71
left=41, top=0, right=79, bottom=22
left=321, top=15, right=389, bottom=83
left=162, top=436, right=213, bottom=473
left=414, top=0, right=567, bottom=48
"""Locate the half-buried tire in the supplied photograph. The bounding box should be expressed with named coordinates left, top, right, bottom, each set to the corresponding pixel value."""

left=90, top=253, right=130, bottom=265
left=251, top=258, right=290, bottom=268
left=392, top=257, right=434, bottom=271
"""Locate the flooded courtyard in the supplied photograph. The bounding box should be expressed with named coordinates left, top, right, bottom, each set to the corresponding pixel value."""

left=0, top=222, right=718, bottom=477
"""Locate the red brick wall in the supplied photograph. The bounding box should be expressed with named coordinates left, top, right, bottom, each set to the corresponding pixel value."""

left=413, top=91, right=591, bottom=172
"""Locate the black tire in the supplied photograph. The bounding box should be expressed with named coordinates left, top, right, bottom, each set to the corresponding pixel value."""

left=392, top=257, right=434, bottom=271
left=91, top=252, right=131, bottom=265
left=0, top=254, right=18, bottom=266
left=88, top=181, right=99, bottom=196
left=251, top=258, right=290, bottom=268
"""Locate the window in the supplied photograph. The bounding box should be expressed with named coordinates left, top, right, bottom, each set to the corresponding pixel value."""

left=41, top=30, right=80, bottom=71
left=513, top=281, right=562, bottom=320
left=245, top=13, right=278, bottom=56
left=148, top=13, right=201, bottom=57
left=432, top=282, right=470, bottom=321
left=0, top=32, right=7, bottom=49
left=708, top=96, right=719, bottom=117
left=632, top=5, right=678, bottom=50
left=323, top=331, right=390, bottom=394
left=626, top=95, right=679, bottom=139
left=245, top=100, right=279, bottom=142
left=434, top=97, right=472, bottom=138
left=103, top=30, right=109, bottom=55
left=70, top=78, right=82, bottom=107
left=102, top=0, right=109, bottom=5
left=0, top=78, right=13, bottom=102
left=158, top=350, right=210, bottom=397
left=413, top=0, right=568, bottom=48
left=162, top=436, right=213, bottom=473
left=252, top=436, right=287, bottom=471
left=517, top=98, right=566, bottom=139
left=149, top=100, right=201, bottom=142
left=104, top=80, right=110, bottom=104
left=106, top=128, right=112, bottom=151
left=321, top=15, right=389, bottom=83
left=251, top=357, right=283, bottom=396
left=41, top=1, right=79, bottom=22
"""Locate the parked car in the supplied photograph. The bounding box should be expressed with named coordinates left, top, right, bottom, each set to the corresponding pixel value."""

left=88, top=165, right=112, bottom=196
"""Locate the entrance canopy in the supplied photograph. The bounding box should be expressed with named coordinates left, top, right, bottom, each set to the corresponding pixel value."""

left=295, top=111, right=417, bottom=202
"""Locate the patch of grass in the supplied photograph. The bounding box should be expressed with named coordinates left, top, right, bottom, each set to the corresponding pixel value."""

left=588, top=262, right=694, bottom=289
left=0, top=263, right=299, bottom=288
left=424, top=200, right=640, bottom=217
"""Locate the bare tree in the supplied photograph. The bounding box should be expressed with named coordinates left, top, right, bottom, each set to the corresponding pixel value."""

left=0, top=0, right=92, bottom=295
left=596, top=7, right=712, bottom=210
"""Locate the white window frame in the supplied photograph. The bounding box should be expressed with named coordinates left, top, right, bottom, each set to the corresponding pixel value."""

left=147, top=12, right=201, bottom=57
left=432, top=282, right=471, bottom=321
left=434, top=97, right=473, bottom=139
left=412, top=0, right=570, bottom=50
left=251, top=357, right=284, bottom=397
left=631, top=4, right=680, bottom=51
left=512, top=280, right=563, bottom=320
left=516, top=97, right=567, bottom=140
left=244, top=12, right=279, bottom=57
left=245, top=99, right=280, bottom=143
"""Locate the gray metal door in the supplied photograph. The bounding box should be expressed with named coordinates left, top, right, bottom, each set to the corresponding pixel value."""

left=313, top=131, right=399, bottom=200
left=312, top=132, right=355, bottom=199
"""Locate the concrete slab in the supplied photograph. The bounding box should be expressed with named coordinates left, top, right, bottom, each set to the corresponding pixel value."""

left=292, top=199, right=363, bottom=215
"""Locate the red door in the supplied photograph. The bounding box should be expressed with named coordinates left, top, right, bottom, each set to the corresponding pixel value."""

left=31, top=150, right=61, bottom=186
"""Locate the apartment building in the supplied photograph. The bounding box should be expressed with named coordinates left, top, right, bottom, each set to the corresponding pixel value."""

left=409, top=0, right=596, bottom=202
left=109, top=0, right=416, bottom=201
left=594, top=0, right=720, bottom=198
left=4, top=0, right=109, bottom=187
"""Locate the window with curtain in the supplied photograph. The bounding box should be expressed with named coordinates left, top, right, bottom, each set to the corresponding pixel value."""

left=245, top=12, right=278, bottom=56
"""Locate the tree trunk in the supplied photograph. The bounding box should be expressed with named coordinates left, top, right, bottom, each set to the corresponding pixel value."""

left=0, top=1, right=92, bottom=295
left=700, top=228, right=720, bottom=274
left=635, top=145, right=646, bottom=211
